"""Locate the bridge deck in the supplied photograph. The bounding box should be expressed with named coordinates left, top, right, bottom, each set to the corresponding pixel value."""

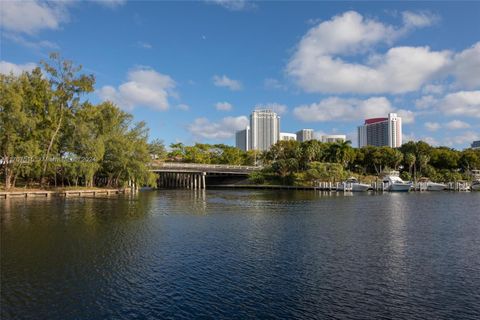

left=150, top=163, right=261, bottom=174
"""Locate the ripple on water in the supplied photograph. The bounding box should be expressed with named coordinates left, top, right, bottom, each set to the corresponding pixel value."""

left=1, top=190, right=480, bottom=319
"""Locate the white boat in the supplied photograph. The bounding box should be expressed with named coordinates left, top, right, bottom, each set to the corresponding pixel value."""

left=471, top=170, right=480, bottom=191
left=341, top=177, right=371, bottom=192
left=472, top=181, right=480, bottom=191
left=418, top=178, right=447, bottom=191
left=383, top=172, right=412, bottom=192
left=427, top=181, right=447, bottom=191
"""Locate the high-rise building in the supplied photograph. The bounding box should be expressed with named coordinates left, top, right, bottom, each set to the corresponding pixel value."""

left=250, top=109, right=280, bottom=151
left=296, top=129, right=314, bottom=142
left=321, top=135, right=346, bottom=143
left=280, top=132, right=297, bottom=141
left=472, top=140, right=480, bottom=149
left=357, top=113, right=402, bottom=148
left=235, top=126, right=250, bottom=151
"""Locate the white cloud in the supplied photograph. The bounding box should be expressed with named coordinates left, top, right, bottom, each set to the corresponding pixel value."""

left=3, top=33, right=59, bottom=50
left=187, top=116, right=249, bottom=140
left=206, top=0, right=255, bottom=11
left=0, top=1, right=69, bottom=34
left=215, top=102, right=233, bottom=111
left=439, top=91, right=480, bottom=118
left=425, top=122, right=441, bottom=131
left=415, top=95, right=438, bottom=109
left=402, top=11, right=438, bottom=29
left=264, top=78, right=287, bottom=90
left=286, top=11, right=458, bottom=95
left=422, top=84, right=444, bottom=95
left=396, top=109, right=415, bottom=124
left=450, top=42, right=480, bottom=89
left=98, top=67, right=176, bottom=111
left=213, top=75, right=242, bottom=91
left=445, top=120, right=470, bottom=130
left=176, top=104, right=190, bottom=111
left=0, top=61, right=37, bottom=76
left=255, top=103, right=288, bottom=115
left=444, top=131, right=479, bottom=147
left=293, top=97, right=393, bottom=122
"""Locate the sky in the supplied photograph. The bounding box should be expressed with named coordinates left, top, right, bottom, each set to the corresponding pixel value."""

left=1, top=0, right=480, bottom=149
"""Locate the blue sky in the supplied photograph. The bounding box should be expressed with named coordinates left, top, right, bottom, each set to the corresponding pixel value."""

left=1, top=0, right=479, bottom=149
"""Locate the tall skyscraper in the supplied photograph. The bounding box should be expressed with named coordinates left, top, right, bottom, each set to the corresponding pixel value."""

left=235, top=126, right=250, bottom=151
left=357, top=113, right=402, bottom=148
left=250, top=109, right=280, bottom=151
left=296, top=129, right=314, bottom=142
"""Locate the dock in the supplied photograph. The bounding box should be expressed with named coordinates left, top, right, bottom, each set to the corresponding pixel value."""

left=0, top=188, right=130, bottom=199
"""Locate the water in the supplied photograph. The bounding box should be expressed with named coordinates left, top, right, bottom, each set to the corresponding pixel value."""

left=1, top=190, right=480, bottom=319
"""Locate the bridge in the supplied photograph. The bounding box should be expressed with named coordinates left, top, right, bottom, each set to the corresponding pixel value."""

left=149, top=163, right=262, bottom=189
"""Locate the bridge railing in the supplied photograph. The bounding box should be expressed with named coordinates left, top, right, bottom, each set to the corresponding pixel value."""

left=149, top=162, right=262, bottom=171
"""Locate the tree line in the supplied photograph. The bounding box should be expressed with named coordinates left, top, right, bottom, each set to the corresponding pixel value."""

left=150, top=140, right=480, bottom=185
left=1, top=54, right=156, bottom=190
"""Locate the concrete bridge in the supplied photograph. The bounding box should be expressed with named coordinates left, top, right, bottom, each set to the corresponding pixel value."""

left=149, top=163, right=261, bottom=189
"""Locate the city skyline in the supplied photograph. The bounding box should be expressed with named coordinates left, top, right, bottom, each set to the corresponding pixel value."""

left=1, top=1, right=479, bottom=149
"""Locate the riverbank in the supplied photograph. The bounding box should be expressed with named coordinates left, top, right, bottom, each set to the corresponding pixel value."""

left=0, top=187, right=131, bottom=199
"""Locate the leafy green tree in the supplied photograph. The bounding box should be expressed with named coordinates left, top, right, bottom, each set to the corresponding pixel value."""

left=39, top=53, right=95, bottom=185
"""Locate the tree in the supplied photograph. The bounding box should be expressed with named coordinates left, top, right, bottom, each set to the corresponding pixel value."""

left=148, top=139, right=167, bottom=160
left=39, top=53, right=95, bottom=185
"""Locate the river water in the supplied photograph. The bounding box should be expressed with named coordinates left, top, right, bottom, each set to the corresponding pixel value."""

left=1, top=190, right=480, bottom=319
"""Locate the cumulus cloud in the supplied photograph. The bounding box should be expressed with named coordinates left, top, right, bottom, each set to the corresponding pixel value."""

left=425, top=122, right=441, bottom=131
left=450, top=42, right=480, bottom=89
left=445, top=120, right=471, bottom=130
left=439, top=91, right=480, bottom=118
left=98, top=67, right=176, bottom=111
left=286, top=11, right=472, bottom=95
left=255, top=103, right=288, bottom=115
left=187, top=116, right=249, bottom=140
left=293, top=97, right=394, bottom=122
left=213, top=75, right=242, bottom=91
left=0, top=61, right=37, bottom=76
left=0, top=1, right=69, bottom=34
left=215, top=102, right=233, bottom=111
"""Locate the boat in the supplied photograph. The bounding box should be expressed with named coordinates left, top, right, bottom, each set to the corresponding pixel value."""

left=341, top=177, right=371, bottom=192
left=382, top=171, right=412, bottom=192
left=418, top=178, right=447, bottom=191
left=471, top=181, right=480, bottom=191
left=471, top=170, right=480, bottom=191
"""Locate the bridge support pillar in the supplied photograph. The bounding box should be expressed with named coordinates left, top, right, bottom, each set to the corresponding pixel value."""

left=202, top=172, right=206, bottom=189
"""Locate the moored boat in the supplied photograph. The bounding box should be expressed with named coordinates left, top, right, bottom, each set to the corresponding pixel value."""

left=383, top=171, right=412, bottom=192
left=341, top=177, right=371, bottom=192
left=471, top=170, right=480, bottom=191
left=418, top=178, right=447, bottom=191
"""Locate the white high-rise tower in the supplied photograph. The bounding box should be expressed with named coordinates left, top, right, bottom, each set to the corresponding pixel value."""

left=250, top=109, right=280, bottom=151
left=357, top=113, right=402, bottom=148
